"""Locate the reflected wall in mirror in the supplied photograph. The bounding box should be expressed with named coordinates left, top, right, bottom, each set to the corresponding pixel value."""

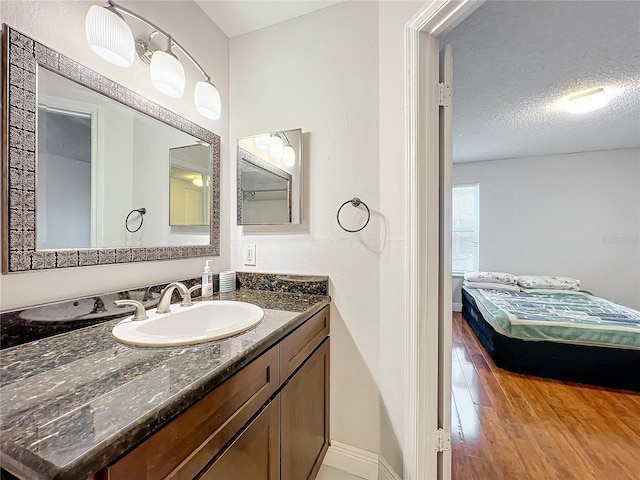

left=237, top=129, right=302, bottom=225
left=2, top=26, right=220, bottom=272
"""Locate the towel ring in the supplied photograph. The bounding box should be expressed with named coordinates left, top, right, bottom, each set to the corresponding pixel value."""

left=125, top=207, right=146, bottom=233
left=337, top=197, right=370, bottom=233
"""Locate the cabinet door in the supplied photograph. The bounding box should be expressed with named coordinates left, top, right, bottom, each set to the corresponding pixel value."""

left=281, top=338, right=330, bottom=480
left=199, top=396, right=281, bottom=480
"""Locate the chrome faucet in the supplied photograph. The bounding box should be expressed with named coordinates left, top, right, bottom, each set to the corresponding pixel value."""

left=156, top=282, right=194, bottom=314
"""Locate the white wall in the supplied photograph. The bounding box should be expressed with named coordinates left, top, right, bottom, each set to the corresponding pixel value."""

left=229, top=1, right=425, bottom=473
left=0, top=1, right=230, bottom=310
left=452, top=148, right=640, bottom=309
left=378, top=1, right=425, bottom=473
left=230, top=0, right=382, bottom=457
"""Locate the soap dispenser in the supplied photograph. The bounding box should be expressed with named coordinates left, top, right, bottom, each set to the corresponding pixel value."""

left=202, top=260, right=213, bottom=297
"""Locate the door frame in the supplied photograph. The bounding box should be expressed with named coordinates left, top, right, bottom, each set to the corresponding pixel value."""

left=403, top=1, right=483, bottom=479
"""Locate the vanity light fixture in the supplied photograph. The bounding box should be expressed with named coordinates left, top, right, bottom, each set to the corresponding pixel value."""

left=150, top=35, right=185, bottom=98
left=85, top=0, right=222, bottom=119
left=566, top=87, right=609, bottom=114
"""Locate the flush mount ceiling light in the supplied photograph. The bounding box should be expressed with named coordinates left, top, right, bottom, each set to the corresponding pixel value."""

left=565, top=87, right=609, bottom=114
left=85, top=0, right=221, bottom=119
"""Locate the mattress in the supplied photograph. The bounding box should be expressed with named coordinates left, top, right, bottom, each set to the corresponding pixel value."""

left=460, top=287, right=640, bottom=390
left=462, top=287, right=640, bottom=350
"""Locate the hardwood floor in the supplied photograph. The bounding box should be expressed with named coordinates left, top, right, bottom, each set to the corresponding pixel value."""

left=451, top=312, right=640, bottom=480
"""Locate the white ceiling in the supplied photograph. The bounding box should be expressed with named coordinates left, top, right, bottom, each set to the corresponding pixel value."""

left=195, top=0, right=345, bottom=38
left=441, top=1, right=640, bottom=163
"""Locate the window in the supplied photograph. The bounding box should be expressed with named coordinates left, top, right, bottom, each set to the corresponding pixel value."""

left=452, top=183, right=479, bottom=273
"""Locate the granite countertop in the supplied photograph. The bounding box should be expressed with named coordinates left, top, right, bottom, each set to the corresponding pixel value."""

left=0, top=289, right=330, bottom=480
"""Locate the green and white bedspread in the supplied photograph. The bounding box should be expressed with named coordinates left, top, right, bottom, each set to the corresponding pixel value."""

left=463, top=287, right=640, bottom=349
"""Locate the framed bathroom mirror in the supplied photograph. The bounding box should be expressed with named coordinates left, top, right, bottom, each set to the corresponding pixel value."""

left=237, top=129, right=302, bottom=225
left=1, top=25, right=220, bottom=272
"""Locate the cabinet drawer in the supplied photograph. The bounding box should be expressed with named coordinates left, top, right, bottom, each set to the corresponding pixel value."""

left=104, top=346, right=279, bottom=480
left=198, top=396, right=280, bottom=480
left=279, top=306, right=330, bottom=381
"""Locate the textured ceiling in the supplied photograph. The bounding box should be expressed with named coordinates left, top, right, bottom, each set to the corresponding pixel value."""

left=442, top=1, right=640, bottom=163
left=195, top=0, right=345, bottom=38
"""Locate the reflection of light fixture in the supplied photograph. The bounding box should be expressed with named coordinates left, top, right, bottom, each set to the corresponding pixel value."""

left=192, top=176, right=209, bottom=187
left=254, top=134, right=271, bottom=150
left=566, top=87, right=609, bottom=114
left=282, top=144, right=296, bottom=167
left=273, top=131, right=296, bottom=167
left=85, top=1, right=221, bottom=119
left=269, top=134, right=284, bottom=158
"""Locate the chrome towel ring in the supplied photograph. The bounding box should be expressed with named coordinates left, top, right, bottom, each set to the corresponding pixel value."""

left=337, top=197, right=370, bottom=233
left=125, top=207, right=146, bottom=233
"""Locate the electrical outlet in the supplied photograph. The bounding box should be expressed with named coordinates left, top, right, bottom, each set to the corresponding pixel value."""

left=244, top=244, right=256, bottom=266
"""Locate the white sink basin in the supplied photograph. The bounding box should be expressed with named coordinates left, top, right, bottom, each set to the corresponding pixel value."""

left=112, top=301, right=264, bottom=347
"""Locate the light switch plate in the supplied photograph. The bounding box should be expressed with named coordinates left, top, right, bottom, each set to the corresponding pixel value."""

left=244, top=244, right=256, bottom=266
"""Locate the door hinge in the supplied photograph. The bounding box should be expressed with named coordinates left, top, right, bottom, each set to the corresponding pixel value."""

left=435, top=428, right=451, bottom=452
left=438, top=82, right=452, bottom=107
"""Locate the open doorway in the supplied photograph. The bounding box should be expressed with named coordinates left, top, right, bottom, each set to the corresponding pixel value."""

left=441, top=1, right=640, bottom=478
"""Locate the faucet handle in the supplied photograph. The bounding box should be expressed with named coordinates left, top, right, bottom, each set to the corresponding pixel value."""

left=114, top=299, right=148, bottom=321
left=188, top=284, right=202, bottom=296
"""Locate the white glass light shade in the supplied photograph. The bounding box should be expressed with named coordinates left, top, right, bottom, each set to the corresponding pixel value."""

left=254, top=134, right=271, bottom=151
left=566, top=87, right=608, bottom=114
left=194, top=81, right=222, bottom=120
left=85, top=5, right=134, bottom=68
left=282, top=145, right=296, bottom=167
left=269, top=134, right=284, bottom=159
left=150, top=50, right=185, bottom=98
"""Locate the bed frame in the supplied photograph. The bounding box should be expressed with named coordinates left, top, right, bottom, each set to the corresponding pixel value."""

left=461, top=288, right=640, bottom=391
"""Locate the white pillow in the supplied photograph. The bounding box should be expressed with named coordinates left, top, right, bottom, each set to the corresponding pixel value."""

left=517, top=275, right=580, bottom=290
left=463, top=281, right=520, bottom=292
left=463, top=271, right=518, bottom=285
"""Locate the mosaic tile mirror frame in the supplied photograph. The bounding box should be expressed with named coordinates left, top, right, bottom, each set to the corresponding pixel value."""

left=1, top=25, right=221, bottom=273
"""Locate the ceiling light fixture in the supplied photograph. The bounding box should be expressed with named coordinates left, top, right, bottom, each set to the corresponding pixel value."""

left=565, top=87, right=609, bottom=114
left=85, top=0, right=222, bottom=119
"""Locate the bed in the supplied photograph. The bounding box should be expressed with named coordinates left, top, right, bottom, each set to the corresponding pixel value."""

left=461, top=286, right=640, bottom=391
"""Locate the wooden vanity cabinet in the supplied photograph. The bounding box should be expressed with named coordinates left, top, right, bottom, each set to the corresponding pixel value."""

left=99, top=305, right=330, bottom=480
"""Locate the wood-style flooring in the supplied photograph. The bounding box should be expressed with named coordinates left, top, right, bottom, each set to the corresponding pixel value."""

left=451, top=312, right=640, bottom=480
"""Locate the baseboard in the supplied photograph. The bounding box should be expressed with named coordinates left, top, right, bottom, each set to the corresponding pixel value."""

left=378, top=456, right=401, bottom=480
left=323, top=440, right=379, bottom=480
left=453, top=302, right=462, bottom=312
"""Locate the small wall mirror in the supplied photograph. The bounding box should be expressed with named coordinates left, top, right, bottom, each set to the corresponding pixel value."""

left=237, top=129, right=302, bottom=225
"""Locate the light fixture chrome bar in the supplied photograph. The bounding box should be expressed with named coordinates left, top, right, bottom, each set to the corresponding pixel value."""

left=108, top=0, right=214, bottom=83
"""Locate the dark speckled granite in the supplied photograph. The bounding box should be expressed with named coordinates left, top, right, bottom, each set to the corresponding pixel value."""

left=0, top=289, right=329, bottom=480
left=237, top=272, right=328, bottom=296
left=0, top=277, right=211, bottom=350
